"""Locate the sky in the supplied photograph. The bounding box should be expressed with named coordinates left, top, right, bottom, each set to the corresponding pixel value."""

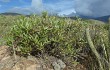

left=0, top=0, right=110, bottom=17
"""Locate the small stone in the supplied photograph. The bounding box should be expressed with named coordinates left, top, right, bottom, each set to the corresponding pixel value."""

left=57, top=59, right=66, bottom=69
left=52, top=61, right=61, bottom=70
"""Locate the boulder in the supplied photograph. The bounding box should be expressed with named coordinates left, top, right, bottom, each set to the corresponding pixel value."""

left=0, top=46, right=86, bottom=70
left=0, top=46, right=53, bottom=70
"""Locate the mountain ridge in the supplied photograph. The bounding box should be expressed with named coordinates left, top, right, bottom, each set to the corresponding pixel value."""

left=0, top=12, right=110, bottom=22
left=0, top=12, right=22, bottom=16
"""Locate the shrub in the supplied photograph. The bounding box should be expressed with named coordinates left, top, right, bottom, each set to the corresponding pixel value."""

left=7, top=14, right=87, bottom=57
left=6, top=13, right=110, bottom=69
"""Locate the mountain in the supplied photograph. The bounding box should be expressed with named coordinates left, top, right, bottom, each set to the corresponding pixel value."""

left=67, top=12, right=110, bottom=22
left=65, top=12, right=79, bottom=17
left=94, top=15, right=110, bottom=22
left=1, top=12, right=110, bottom=22
left=0, top=12, right=22, bottom=16
left=80, top=15, right=110, bottom=22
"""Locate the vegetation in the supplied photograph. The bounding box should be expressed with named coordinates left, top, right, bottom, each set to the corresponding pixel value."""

left=0, top=12, right=110, bottom=70
left=0, top=15, right=21, bottom=45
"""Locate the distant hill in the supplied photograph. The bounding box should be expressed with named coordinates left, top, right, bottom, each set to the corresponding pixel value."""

left=1, top=12, right=110, bottom=22
left=66, top=12, right=110, bottom=22
left=0, top=12, right=22, bottom=16
left=94, top=15, right=110, bottom=22
left=74, top=15, right=110, bottom=22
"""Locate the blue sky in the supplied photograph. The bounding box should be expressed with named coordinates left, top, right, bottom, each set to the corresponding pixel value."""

left=0, top=0, right=75, bottom=16
left=0, top=0, right=110, bottom=17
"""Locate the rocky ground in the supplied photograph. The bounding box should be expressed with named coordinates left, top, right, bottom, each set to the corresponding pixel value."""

left=0, top=46, right=86, bottom=70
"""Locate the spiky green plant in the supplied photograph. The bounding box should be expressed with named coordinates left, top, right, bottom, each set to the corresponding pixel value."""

left=4, top=13, right=110, bottom=70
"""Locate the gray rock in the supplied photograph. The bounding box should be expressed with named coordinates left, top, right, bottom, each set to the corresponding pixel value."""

left=52, top=61, right=61, bottom=70
left=0, top=46, right=54, bottom=70
left=57, top=59, right=66, bottom=69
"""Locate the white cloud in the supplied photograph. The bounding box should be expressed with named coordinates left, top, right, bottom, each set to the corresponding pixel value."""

left=31, top=0, right=43, bottom=8
left=74, top=0, right=110, bottom=17
left=7, top=0, right=43, bottom=14
left=8, top=0, right=74, bottom=15
left=3, top=0, right=110, bottom=17
left=8, top=7, right=32, bottom=15
left=58, top=9, right=76, bottom=16
left=31, top=0, right=43, bottom=13
left=42, top=0, right=75, bottom=15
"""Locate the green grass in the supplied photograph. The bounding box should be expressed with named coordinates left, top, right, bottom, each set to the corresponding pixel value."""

left=0, top=15, right=21, bottom=45
left=0, top=13, right=110, bottom=70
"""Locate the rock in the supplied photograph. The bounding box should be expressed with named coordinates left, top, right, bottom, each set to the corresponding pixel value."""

left=0, top=46, right=86, bottom=70
left=0, top=46, right=10, bottom=60
left=52, top=59, right=66, bottom=70
left=0, top=46, right=53, bottom=70
left=57, top=59, right=66, bottom=69
left=11, top=58, right=38, bottom=70
left=52, top=61, right=61, bottom=70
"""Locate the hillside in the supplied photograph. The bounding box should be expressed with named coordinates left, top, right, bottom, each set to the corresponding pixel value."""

left=1, top=12, right=110, bottom=23
left=0, top=13, right=110, bottom=70
left=0, top=12, right=22, bottom=16
left=67, top=13, right=110, bottom=22
left=79, top=15, right=110, bottom=22
left=95, top=15, right=110, bottom=22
